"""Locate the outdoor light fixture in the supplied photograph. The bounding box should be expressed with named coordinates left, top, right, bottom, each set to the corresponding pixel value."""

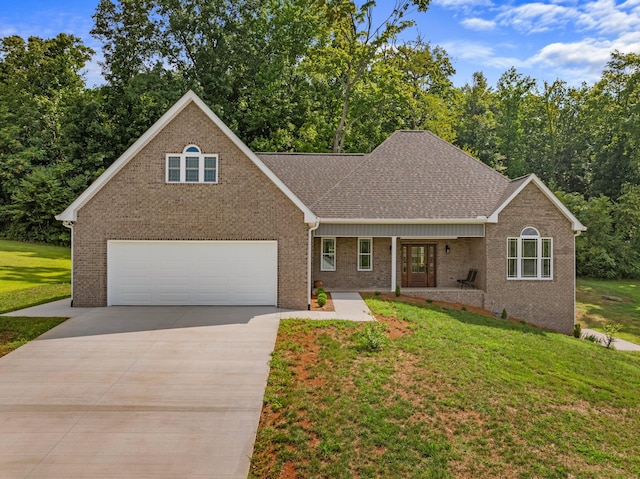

left=445, top=244, right=450, bottom=254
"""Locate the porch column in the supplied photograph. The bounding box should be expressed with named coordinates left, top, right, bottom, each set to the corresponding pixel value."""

left=391, top=236, right=397, bottom=292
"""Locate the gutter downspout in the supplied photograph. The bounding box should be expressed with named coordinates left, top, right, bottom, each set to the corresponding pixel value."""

left=573, top=230, right=581, bottom=332
left=307, top=221, right=320, bottom=310
left=62, top=221, right=74, bottom=307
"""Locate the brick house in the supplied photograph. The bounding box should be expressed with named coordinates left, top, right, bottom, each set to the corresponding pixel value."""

left=57, top=91, right=586, bottom=334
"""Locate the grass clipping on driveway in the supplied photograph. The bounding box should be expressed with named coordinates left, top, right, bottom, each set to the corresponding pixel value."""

left=250, top=298, right=640, bottom=479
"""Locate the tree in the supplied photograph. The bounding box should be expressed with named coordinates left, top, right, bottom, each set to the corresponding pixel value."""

left=494, top=67, right=537, bottom=178
left=0, top=34, right=93, bottom=243
left=455, top=72, right=500, bottom=168
left=92, top=0, right=320, bottom=151
left=582, top=52, right=640, bottom=199
left=304, top=0, right=431, bottom=152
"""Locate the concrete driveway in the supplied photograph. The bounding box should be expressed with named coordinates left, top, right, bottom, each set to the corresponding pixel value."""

left=0, top=305, right=281, bottom=478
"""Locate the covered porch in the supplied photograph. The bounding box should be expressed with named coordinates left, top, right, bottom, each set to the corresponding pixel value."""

left=311, top=222, right=488, bottom=305
left=330, top=286, right=487, bottom=309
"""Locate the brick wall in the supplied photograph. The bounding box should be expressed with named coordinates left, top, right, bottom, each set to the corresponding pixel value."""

left=313, top=237, right=486, bottom=291
left=72, top=102, right=309, bottom=309
left=312, top=237, right=392, bottom=290
left=484, top=183, right=576, bottom=334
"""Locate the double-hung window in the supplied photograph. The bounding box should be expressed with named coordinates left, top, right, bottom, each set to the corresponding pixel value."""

left=507, top=227, right=552, bottom=280
left=166, top=145, right=218, bottom=184
left=358, top=238, right=373, bottom=271
left=321, top=238, right=336, bottom=271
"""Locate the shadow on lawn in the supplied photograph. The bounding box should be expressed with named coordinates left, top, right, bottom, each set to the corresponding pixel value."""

left=0, top=265, right=71, bottom=285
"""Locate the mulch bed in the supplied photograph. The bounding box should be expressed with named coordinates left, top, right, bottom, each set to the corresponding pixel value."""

left=309, top=291, right=335, bottom=311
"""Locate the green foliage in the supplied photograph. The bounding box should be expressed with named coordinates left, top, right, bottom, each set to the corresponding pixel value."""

left=576, top=278, right=640, bottom=344
left=603, top=324, right=622, bottom=349
left=0, top=317, right=67, bottom=357
left=395, top=284, right=401, bottom=297
left=355, top=322, right=388, bottom=351
left=573, top=323, right=582, bottom=339
left=317, top=292, right=327, bottom=307
left=253, top=301, right=640, bottom=478
left=501, top=308, right=508, bottom=320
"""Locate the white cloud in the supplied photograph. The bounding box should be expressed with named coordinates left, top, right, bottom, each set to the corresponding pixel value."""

left=461, top=17, right=496, bottom=30
left=434, top=0, right=493, bottom=6
left=529, top=31, right=640, bottom=83
left=441, top=40, right=524, bottom=70
left=577, top=0, right=640, bottom=34
left=497, top=2, right=580, bottom=33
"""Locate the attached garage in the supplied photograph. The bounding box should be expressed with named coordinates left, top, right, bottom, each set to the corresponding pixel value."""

left=107, top=241, right=278, bottom=306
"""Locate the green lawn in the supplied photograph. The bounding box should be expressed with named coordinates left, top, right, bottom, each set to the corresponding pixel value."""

left=576, top=278, right=640, bottom=344
left=251, top=298, right=640, bottom=479
left=0, top=316, right=67, bottom=358
left=0, top=240, right=71, bottom=313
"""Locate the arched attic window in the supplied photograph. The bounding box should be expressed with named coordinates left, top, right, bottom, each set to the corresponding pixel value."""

left=166, top=145, right=218, bottom=184
left=507, top=227, right=553, bottom=280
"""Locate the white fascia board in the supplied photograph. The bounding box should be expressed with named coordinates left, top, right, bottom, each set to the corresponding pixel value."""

left=188, top=94, right=318, bottom=223
left=317, top=217, right=488, bottom=225
left=487, top=174, right=586, bottom=232
left=56, top=91, right=318, bottom=224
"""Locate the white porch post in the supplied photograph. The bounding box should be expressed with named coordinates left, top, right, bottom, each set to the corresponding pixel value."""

left=391, top=236, right=397, bottom=292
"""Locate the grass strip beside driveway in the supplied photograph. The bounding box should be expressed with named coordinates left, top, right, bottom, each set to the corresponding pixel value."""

left=0, top=316, right=67, bottom=358
left=251, top=298, right=640, bottom=479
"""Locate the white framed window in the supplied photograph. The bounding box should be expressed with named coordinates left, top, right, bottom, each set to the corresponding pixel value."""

left=166, top=145, right=218, bottom=184
left=507, top=227, right=553, bottom=280
left=358, top=238, right=373, bottom=271
left=321, top=238, right=336, bottom=271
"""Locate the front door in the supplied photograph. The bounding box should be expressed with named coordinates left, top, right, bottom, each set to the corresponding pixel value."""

left=401, top=244, right=436, bottom=288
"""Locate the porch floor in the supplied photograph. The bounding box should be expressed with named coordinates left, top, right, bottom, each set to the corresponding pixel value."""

left=328, top=287, right=486, bottom=309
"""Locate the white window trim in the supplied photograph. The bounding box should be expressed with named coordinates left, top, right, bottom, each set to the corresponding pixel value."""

left=166, top=145, right=218, bottom=184
left=321, top=237, right=336, bottom=272
left=357, top=237, right=373, bottom=271
left=507, top=227, right=553, bottom=280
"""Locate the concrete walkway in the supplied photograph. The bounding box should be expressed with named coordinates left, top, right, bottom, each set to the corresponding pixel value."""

left=0, top=293, right=373, bottom=478
left=582, top=328, right=640, bottom=351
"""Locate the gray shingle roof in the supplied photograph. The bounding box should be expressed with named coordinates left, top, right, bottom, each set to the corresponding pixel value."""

left=257, top=131, right=515, bottom=220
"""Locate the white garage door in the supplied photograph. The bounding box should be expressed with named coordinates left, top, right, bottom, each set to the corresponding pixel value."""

left=107, top=241, right=277, bottom=306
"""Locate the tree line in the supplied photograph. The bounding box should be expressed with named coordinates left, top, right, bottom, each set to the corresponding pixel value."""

left=1, top=0, right=638, bottom=278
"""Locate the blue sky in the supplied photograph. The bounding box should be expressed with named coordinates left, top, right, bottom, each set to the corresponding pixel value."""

left=1, top=0, right=639, bottom=88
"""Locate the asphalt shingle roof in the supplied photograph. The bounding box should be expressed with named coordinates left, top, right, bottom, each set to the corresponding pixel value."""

left=258, top=131, right=517, bottom=220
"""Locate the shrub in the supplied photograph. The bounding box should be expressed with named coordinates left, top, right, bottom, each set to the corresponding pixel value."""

left=374, top=291, right=381, bottom=297
left=317, top=292, right=327, bottom=307
left=316, top=287, right=325, bottom=295
left=356, top=323, right=388, bottom=352
left=603, top=324, right=621, bottom=349
left=395, top=284, right=401, bottom=297
left=582, top=333, right=602, bottom=345
left=501, top=308, right=508, bottom=320
left=573, top=323, right=582, bottom=339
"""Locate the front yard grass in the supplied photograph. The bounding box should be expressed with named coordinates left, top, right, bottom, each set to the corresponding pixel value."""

left=251, top=297, right=640, bottom=479
left=576, top=278, right=640, bottom=344
left=0, top=240, right=70, bottom=313
left=0, top=316, right=66, bottom=358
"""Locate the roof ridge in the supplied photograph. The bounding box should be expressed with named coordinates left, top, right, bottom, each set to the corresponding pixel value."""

left=309, top=153, right=373, bottom=211
left=256, top=152, right=365, bottom=157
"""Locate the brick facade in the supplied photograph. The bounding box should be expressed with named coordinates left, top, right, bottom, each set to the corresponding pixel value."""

left=72, top=102, right=309, bottom=309
left=312, top=184, right=576, bottom=334
left=484, top=183, right=576, bottom=334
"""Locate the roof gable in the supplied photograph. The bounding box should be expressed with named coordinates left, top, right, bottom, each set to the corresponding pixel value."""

left=487, top=174, right=586, bottom=231
left=56, top=91, right=317, bottom=223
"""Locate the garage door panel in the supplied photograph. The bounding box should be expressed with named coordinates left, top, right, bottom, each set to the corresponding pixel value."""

left=108, top=241, right=277, bottom=306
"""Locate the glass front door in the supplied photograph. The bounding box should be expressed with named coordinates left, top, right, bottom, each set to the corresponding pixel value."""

left=401, top=244, right=436, bottom=287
